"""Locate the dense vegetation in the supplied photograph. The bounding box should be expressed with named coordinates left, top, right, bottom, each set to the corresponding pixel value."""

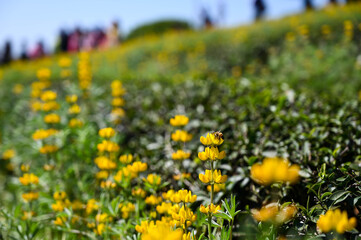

left=1, top=4, right=361, bottom=240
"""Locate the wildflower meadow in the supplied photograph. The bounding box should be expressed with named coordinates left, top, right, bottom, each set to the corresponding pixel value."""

left=2, top=4, right=361, bottom=240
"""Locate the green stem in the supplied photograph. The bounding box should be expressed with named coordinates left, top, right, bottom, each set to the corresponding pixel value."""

left=208, top=213, right=213, bottom=240
left=229, top=219, right=233, bottom=240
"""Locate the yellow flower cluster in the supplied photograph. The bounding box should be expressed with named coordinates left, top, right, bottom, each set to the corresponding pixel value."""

left=97, top=140, right=120, bottom=152
left=170, top=115, right=189, bottom=126
left=200, top=203, right=221, bottom=214
left=199, top=169, right=227, bottom=184
left=78, top=52, right=92, bottom=91
left=66, top=94, right=82, bottom=128
left=110, top=80, right=126, bottom=124
left=58, top=57, right=72, bottom=78
left=119, top=154, right=133, bottom=164
left=171, top=130, right=192, bottom=142
left=99, top=127, right=116, bottom=138
left=22, top=192, right=39, bottom=202
left=250, top=157, right=300, bottom=185
left=198, top=146, right=225, bottom=161
left=136, top=221, right=183, bottom=240
left=169, top=189, right=197, bottom=203
left=317, top=209, right=356, bottom=234
left=44, top=113, right=61, bottom=124
left=2, top=149, right=15, bottom=160
left=39, top=145, right=59, bottom=154
left=19, top=173, right=39, bottom=185
left=32, top=129, right=58, bottom=140
left=172, top=150, right=191, bottom=161
left=251, top=203, right=297, bottom=224
left=119, top=202, right=135, bottom=218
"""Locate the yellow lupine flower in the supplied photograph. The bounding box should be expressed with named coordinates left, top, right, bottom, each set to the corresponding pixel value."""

left=94, top=156, right=117, bottom=170
left=53, top=216, right=66, bottom=226
left=135, top=220, right=154, bottom=233
left=32, top=129, right=58, bottom=140
left=44, top=113, right=61, bottom=124
left=145, top=195, right=162, bottom=205
left=39, top=145, right=59, bottom=154
left=170, top=189, right=197, bottom=203
left=172, top=206, right=197, bottom=228
left=58, top=57, right=72, bottom=68
left=132, top=188, right=146, bottom=198
left=111, top=80, right=126, bottom=97
left=207, top=183, right=226, bottom=192
left=36, top=68, right=51, bottom=80
left=19, top=173, right=39, bottom=185
left=41, top=90, right=57, bottom=102
left=141, top=222, right=183, bottom=240
left=130, top=161, right=148, bottom=173
left=119, top=154, right=133, bottom=164
left=317, top=209, right=356, bottom=234
left=199, top=169, right=227, bottom=184
left=96, top=170, right=109, bottom=179
left=71, top=200, right=84, bottom=211
left=198, top=146, right=226, bottom=161
left=100, top=180, right=116, bottom=189
left=251, top=203, right=297, bottom=224
left=96, top=213, right=113, bottom=223
left=200, top=203, right=221, bottom=214
left=97, top=140, right=120, bottom=152
left=86, top=199, right=99, bottom=215
left=171, top=130, right=192, bottom=142
left=69, top=118, right=83, bottom=128
left=68, top=104, right=81, bottom=114
left=42, top=101, right=60, bottom=112
left=93, top=223, right=107, bottom=235
left=21, top=211, right=35, bottom=220
left=2, top=149, right=15, bottom=160
left=172, top=150, right=191, bottom=160
left=250, top=157, right=300, bottom=185
left=111, top=108, right=125, bottom=118
left=98, top=127, right=116, bottom=138
left=53, top=191, right=67, bottom=201
left=200, top=132, right=224, bottom=146
left=22, top=192, right=39, bottom=202
left=173, top=173, right=191, bottom=181
left=112, top=97, right=125, bottom=107
left=66, top=94, right=78, bottom=103
left=144, top=174, right=161, bottom=185
left=120, top=203, right=135, bottom=218
left=156, top=202, right=173, bottom=214
left=21, top=164, right=30, bottom=172
left=170, top=115, right=189, bottom=126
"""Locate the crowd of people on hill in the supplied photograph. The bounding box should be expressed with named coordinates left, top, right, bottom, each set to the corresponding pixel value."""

left=0, top=21, right=120, bottom=65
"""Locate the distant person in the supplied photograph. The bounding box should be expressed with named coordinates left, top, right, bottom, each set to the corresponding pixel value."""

left=29, top=41, right=45, bottom=59
left=329, top=0, right=338, bottom=4
left=106, top=21, right=119, bottom=48
left=20, top=42, right=28, bottom=60
left=201, top=7, right=213, bottom=29
left=1, top=41, right=12, bottom=65
left=94, top=28, right=107, bottom=49
left=68, top=28, right=82, bottom=52
left=60, top=30, right=69, bottom=52
left=304, top=0, right=314, bottom=10
left=254, top=0, right=266, bottom=21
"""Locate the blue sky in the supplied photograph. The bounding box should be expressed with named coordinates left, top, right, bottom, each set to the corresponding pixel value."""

left=0, top=0, right=337, bottom=56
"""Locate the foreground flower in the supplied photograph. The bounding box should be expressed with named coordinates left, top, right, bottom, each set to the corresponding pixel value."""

left=199, top=169, right=227, bottom=184
left=200, top=203, right=221, bottom=214
left=250, top=157, right=300, bottom=185
left=200, top=132, right=224, bottom=146
left=170, top=189, right=197, bottom=203
left=141, top=222, right=183, bottom=240
left=170, top=115, right=189, bottom=127
left=251, top=203, right=297, bottom=224
left=198, top=147, right=226, bottom=161
left=317, top=209, right=356, bottom=234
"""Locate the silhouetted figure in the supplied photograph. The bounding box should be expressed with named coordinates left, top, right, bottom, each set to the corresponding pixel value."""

left=30, top=41, right=45, bottom=59
left=1, top=41, right=12, bottom=65
left=304, top=0, right=314, bottom=10
left=329, top=0, right=338, bottom=4
left=254, top=0, right=266, bottom=21
left=60, top=30, right=69, bottom=52
left=20, top=42, right=28, bottom=60
left=201, top=7, right=213, bottom=29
